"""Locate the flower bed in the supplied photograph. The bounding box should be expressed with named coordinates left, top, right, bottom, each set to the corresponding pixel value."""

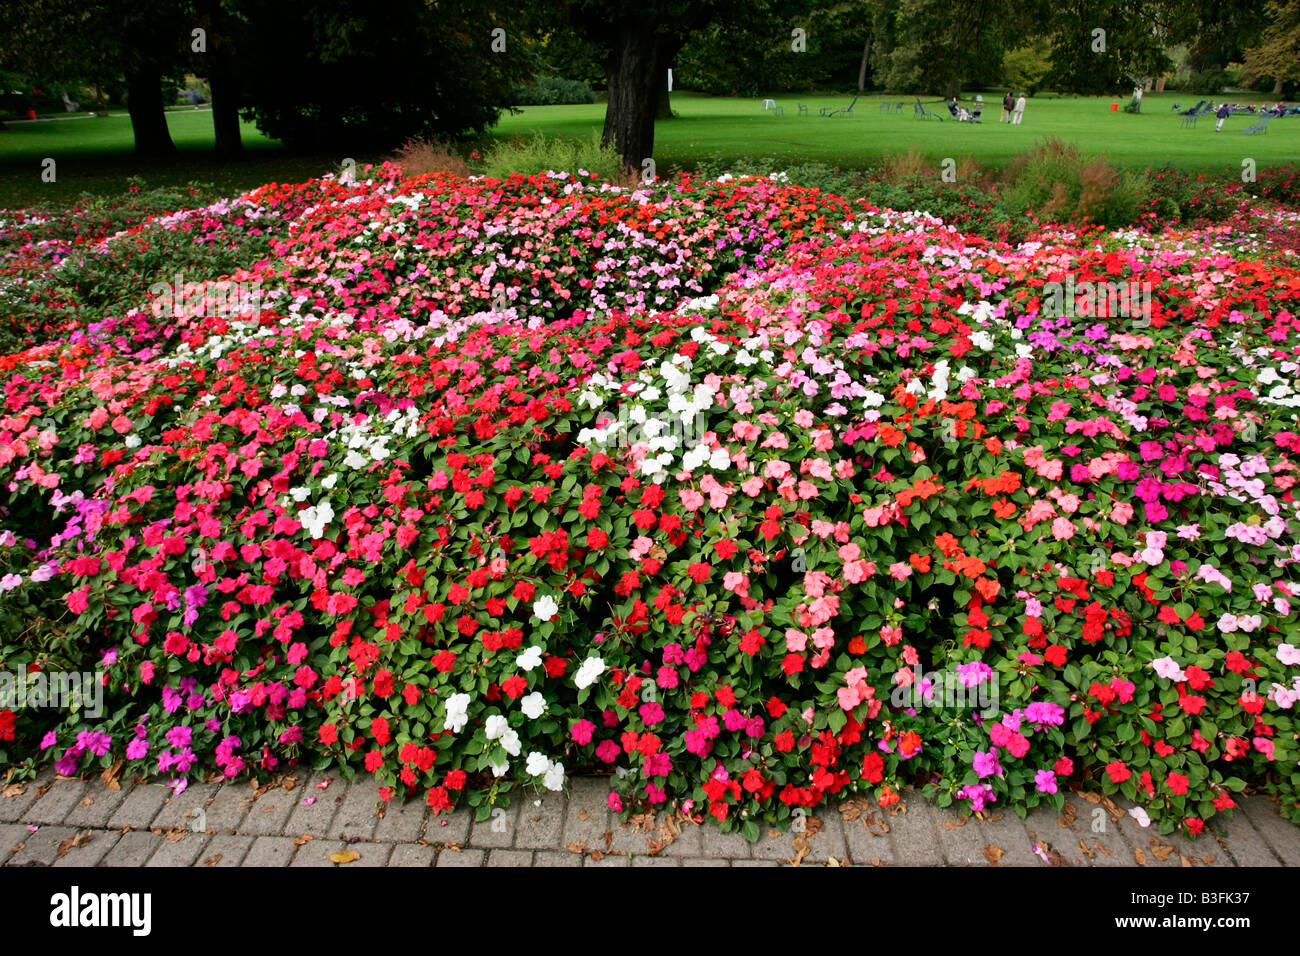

left=1, top=166, right=1298, bottom=839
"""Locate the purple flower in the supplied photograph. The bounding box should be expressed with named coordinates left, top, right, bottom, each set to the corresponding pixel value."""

left=973, top=749, right=1002, bottom=778
left=126, top=737, right=148, bottom=761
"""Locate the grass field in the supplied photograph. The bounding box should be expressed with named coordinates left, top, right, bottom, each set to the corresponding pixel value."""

left=494, top=91, right=1300, bottom=172
left=2, top=91, right=1296, bottom=209
left=0, top=110, right=381, bottom=209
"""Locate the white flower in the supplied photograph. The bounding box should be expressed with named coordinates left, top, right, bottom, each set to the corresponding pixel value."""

left=443, top=693, right=471, bottom=733
left=1150, top=656, right=1187, bottom=682
left=485, top=714, right=509, bottom=740
left=1277, top=643, right=1300, bottom=666
left=491, top=759, right=509, bottom=777
left=1128, top=806, right=1151, bottom=828
left=300, top=501, right=334, bottom=539
left=526, top=751, right=551, bottom=776
left=575, top=655, right=606, bottom=690
left=532, top=595, right=559, bottom=622
left=520, top=692, right=546, bottom=719
left=344, top=449, right=369, bottom=469
left=709, top=448, right=731, bottom=470
left=499, top=728, right=521, bottom=757
left=516, top=646, right=544, bottom=671
left=543, top=761, right=565, bottom=791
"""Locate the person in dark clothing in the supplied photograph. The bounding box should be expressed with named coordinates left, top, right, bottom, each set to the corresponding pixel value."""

left=1215, top=102, right=1230, bottom=132
left=1002, top=91, right=1014, bottom=123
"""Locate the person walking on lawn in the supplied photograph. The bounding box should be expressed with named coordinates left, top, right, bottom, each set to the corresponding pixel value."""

left=1215, top=102, right=1230, bottom=131
left=1002, top=91, right=1014, bottom=122
left=1012, top=92, right=1026, bottom=124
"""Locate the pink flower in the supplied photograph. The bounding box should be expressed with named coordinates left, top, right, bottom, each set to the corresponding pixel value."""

left=1034, top=770, right=1058, bottom=793
left=571, top=719, right=595, bottom=745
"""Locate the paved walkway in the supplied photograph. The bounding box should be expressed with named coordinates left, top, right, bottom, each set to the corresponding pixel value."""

left=2, top=767, right=1296, bottom=867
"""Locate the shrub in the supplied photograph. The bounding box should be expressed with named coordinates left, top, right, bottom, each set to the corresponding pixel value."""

left=388, top=135, right=472, bottom=178
left=478, top=133, right=632, bottom=183
left=999, top=138, right=1149, bottom=229
left=510, top=75, right=596, bottom=106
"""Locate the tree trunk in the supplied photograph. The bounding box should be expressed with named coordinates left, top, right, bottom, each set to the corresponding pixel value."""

left=125, top=70, right=177, bottom=156
left=602, top=28, right=662, bottom=172
left=857, top=37, right=870, bottom=91
left=1274, top=77, right=1285, bottom=95
left=656, top=71, right=672, bottom=119
left=209, top=61, right=243, bottom=156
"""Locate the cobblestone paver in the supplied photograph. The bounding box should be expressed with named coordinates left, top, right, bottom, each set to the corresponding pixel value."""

left=2, top=769, right=1295, bottom=866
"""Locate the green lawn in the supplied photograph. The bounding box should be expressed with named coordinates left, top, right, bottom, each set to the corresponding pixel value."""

left=0, top=110, right=383, bottom=209
left=2, top=91, right=1295, bottom=210
left=494, top=91, right=1299, bottom=173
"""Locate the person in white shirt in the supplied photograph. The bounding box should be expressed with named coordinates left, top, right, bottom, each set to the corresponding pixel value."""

left=1012, top=93, right=1026, bottom=124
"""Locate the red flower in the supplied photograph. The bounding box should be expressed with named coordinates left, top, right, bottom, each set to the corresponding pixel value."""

left=319, top=723, right=338, bottom=745
left=502, top=675, right=527, bottom=699
left=365, top=749, right=384, bottom=772
left=1166, top=772, right=1189, bottom=795
left=444, top=769, right=466, bottom=790
left=426, top=786, right=452, bottom=812
left=370, top=716, right=390, bottom=746
left=862, top=751, right=884, bottom=782
left=1105, top=760, right=1130, bottom=783
left=1184, top=817, right=1204, bottom=835
left=0, top=709, right=15, bottom=741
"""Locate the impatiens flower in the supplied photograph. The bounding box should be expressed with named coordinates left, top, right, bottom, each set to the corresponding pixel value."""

left=516, top=646, right=544, bottom=671
left=532, top=595, right=560, bottom=621
left=1150, top=656, right=1187, bottom=682
left=574, top=656, right=606, bottom=690
left=520, top=692, right=546, bottom=719
left=1034, top=770, right=1058, bottom=794
left=443, top=693, right=471, bottom=733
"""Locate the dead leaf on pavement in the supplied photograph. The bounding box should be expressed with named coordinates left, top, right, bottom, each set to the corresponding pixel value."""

left=788, top=834, right=810, bottom=867
left=293, top=834, right=314, bottom=846
left=1134, top=848, right=1147, bottom=866
left=164, top=826, right=187, bottom=843
left=1200, top=855, right=1216, bottom=866
left=863, top=811, right=890, bottom=837
left=202, top=853, right=223, bottom=867
left=1149, top=839, right=1173, bottom=862
left=56, top=831, right=93, bottom=858
left=79, top=796, right=94, bottom=807
left=328, top=849, right=360, bottom=864
left=576, top=808, right=589, bottom=821
left=1077, top=791, right=1102, bottom=804
left=564, top=841, right=588, bottom=855
left=1, top=783, right=27, bottom=799
left=101, top=759, right=123, bottom=791
left=983, top=844, right=1004, bottom=865
left=1180, top=854, right=1194, bottom=868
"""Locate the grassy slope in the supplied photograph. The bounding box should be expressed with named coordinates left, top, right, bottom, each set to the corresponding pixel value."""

left=2, top=92, right=1295, bottom=209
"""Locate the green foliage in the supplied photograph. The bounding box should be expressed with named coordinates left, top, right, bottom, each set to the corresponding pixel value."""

left=511, top=76, right=596, bottom=106
left=1002, top=40, right=1054, bottom=93
left=478, top=132, right=629, bottom=183
left=998, top=137, right=1149, bottom=228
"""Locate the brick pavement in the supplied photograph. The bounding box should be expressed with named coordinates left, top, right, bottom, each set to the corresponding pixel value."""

left=1, top=769, right=1295, bottom=867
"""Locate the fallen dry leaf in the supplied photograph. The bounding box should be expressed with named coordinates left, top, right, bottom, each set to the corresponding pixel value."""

left=788, top=834, right=810, bottom=867
left=202, top=853, right=223, bottom=867
left=1077, top=791, right=1102, bottom=805
left=806, top=815, right=825, bottom=837
left=646, top=837, right=669, bottom=856
left=2, top=783, right=27, bottom=799
left=293, top=834, right=314, bottom=846
left=164, top=826, right=187, bottom=843
left=56, top=831, right=93, bottom=858
left=1134, top=848, right=1147, bottom=866
left=576, top=808, right=590, bottom=821
left=100, top=759, right=124, bottom=791
left=1200, top=855, right=1216, bottom=865
left=1149, top=839, right=1174, bottom=862
left=1180, top=854, right=1194, bottom=868
left=328, top=850, right=360, bottom=864
left=863, top=811, right=890, bottom=837
left=870, top=856, right=883, bottom=867
left=564, top=841, right=588, bottom=855
left=983, top=844, right=1004, bottom=865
